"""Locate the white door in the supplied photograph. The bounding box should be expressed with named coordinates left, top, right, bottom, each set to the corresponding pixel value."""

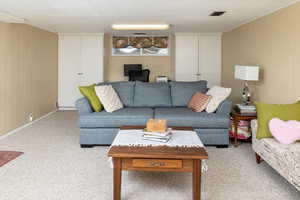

left=175, top=35, right=199, bottom=81
left=198, top=35, right=221, bottom=87
left=58, top=36, right=82, bottom=108
left=58, top=34, right=104, bottom=109
left=80, top=36, right=103, bottom=85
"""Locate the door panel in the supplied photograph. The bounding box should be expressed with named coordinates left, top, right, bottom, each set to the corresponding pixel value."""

left=198, top=35, right=221, bottom=87
left=175, top=35, right=199, bottom=81
left=58, top=36, right=81, bottom=107
left=80, top=36, right=103, bottom=85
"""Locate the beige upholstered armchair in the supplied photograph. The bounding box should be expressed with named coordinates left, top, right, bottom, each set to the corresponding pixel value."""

left=251, top=120, right=300, bottom=191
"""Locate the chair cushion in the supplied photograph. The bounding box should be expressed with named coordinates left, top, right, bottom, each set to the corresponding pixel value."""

left=97, top=81, right=135, bottom=107
left=79, top=108, right=154, bottom=128
left=169, top=81, right=208, bottom=107
left=133, top=82, right=171, bottom=107
left=154, top=107, right=230, bottom=128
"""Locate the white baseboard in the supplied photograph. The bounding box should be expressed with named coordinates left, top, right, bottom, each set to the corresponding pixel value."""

left=59, top=107, right=77, bottom=110
left=0, top=110, right=58, bottom=140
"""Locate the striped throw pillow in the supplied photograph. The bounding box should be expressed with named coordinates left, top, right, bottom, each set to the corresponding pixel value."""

left=95, top=85, right=123, bottom=113
left=188, top=92, right=212, bottom=112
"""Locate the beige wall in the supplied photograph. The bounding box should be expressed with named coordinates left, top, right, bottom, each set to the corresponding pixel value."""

left=104, top=34, right=175, bottom=82
left=0, top=22, right=58, bottom=135
left=222, top=2, right=300, bottom=104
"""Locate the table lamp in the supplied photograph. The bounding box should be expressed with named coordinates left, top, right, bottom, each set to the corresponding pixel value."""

left=234, top=65, right=259, bottom=105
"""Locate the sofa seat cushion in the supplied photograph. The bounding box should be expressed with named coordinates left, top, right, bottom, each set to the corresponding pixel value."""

left=79, top=108, right=154, bottom=128
left=154, top=108, right=230, bottom=128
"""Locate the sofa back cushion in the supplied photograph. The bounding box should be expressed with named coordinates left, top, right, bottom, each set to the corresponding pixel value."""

left=133, top=82, right=171, bottom=107
left=97, top=81, right=135, bottom=107
left=169, top=81, right=208, bottom=107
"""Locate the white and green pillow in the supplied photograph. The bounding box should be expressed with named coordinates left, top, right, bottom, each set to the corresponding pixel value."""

left=95, top=85, right=123, bottom=113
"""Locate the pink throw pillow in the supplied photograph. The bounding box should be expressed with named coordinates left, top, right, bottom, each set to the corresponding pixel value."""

left=188, top=92, right=212, bottom=112
left=269, top=118, right=300, bottom=144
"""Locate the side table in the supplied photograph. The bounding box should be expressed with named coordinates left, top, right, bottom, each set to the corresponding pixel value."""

left=231, top=109, right=257, bottom=147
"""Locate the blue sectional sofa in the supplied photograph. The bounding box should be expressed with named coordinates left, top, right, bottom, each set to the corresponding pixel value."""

left=76, top=81, right=232, bottom=147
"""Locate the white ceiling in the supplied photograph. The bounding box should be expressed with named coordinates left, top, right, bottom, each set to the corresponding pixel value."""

left=0, top=0, right=298, bottom=33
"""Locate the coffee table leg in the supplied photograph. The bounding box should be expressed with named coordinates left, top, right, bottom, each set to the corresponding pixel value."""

left=113, top=158, right=122, bottom=200
left=193, top=160, right=201, bottom=200
left=233, top=118, right=239, bottom=147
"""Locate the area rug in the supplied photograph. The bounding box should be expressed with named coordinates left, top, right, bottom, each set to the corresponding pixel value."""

left=0, top=151, right=23, bottom=167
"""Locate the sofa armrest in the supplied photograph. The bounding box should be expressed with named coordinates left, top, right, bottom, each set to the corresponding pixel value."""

left=75, top=97, right=93, bottom=115
left=216, top=100, right=232, bottom=116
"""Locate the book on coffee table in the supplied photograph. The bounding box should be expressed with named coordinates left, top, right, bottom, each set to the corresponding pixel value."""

left=142, top=128, right=172, bottom=143
left=143, top=134, right=172, bottom=143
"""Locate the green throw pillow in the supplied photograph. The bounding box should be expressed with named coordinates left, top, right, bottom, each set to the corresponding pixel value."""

left=78, top=84, right=103, bottom=112
left=255, top=101, right=300, bottom=139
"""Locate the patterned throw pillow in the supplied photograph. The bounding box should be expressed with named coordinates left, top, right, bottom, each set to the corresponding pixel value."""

left=95, top=85, right=123, bottom=113
left=188, top=92, right=212, bottom=112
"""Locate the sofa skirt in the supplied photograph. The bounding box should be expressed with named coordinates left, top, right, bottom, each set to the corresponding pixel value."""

left=79, top=128, right=229, bottom=146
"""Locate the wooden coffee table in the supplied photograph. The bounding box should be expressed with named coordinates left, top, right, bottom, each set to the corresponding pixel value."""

left=108, top=126, right=208, bottom=200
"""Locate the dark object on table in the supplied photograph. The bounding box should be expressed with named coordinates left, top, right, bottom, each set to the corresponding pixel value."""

left=124, top=64, right=142, bottom=76
left=128, top=69, right=150, bottom=82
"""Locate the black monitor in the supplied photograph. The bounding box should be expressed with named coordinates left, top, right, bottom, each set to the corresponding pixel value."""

left=124, top=64, right=142, bottom=76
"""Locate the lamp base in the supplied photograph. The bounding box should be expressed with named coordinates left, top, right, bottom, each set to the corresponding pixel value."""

left=242, top=81, right=251, bottom=105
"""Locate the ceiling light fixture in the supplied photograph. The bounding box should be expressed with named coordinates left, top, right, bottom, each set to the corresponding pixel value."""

left=112, top=24, right=170, bottom=31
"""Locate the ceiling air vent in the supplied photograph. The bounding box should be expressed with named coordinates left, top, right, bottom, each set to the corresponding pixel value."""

left=133, top=32, right=146, bottom=35
left=210, top=11, right=226, bottom=16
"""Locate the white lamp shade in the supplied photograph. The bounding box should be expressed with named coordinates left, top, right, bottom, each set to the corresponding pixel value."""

left=235, top=65, right=259, bottom=81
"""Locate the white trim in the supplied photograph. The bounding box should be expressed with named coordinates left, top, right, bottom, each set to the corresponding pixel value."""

left=174, top=32, right=222, bottom=36
left=58, top=107, right=77, bottom=110
left=58, top=33, right=104, bottom=36
left=26, top=21, right=58, bottom=34
left=225, top=0, right=300, bottom=32
left=0, top=12, right=25, bottom=23
left=0, top=110, right=57, bottom=140
left=0, top=12, right=57, bottom=33
left=198, top=33, right=222, bottom=36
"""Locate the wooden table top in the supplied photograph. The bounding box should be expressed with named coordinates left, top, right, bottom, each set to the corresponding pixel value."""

left=108, top=126, right=208, bottom=160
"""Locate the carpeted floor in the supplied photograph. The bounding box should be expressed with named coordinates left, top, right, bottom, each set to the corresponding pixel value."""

left=0, top=111, right=299, bottom=200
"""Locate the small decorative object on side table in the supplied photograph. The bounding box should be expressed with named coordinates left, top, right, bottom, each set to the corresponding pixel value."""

left=231, top=105, right=257, bottom=147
